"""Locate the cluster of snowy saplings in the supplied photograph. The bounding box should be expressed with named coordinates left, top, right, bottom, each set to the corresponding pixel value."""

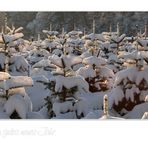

left=0, top=24, right=148, bottom=119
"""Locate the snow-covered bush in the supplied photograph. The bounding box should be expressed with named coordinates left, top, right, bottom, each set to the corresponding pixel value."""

left=42, top=30, right=60, bottom=53
left=76, top=55, right=114, bottom=92
left=66, top=38, right=85, bottom=55
left=0, top=72, right=33, bottom=119
left=45, top=53, right=89, bottom=118
left=25, top=75, right=50, bottom=112
left=109, top=59, right=148, bottom=115
left=137, top=39, right=148, bottom=51
left=124, top=102, right=148, bottom=119
left=83, top=33, right=102, bottom=56
left=111, top=34, right=126, bottom=52
left=9, top=55, right=30, bottom=75
left=0, top=25, right=24, bottom=73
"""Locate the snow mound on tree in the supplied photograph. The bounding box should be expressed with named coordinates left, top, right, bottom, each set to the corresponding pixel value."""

left=106, top=64, right=119, bottom=73
left=67, top=55, right=82, bottom=66
left=32, top=75, right=49, bottom=83
left=9, top=87, right=27, bottom=96
left=99, top=42, right=110, bottom=50
left=114, top=67, right=148, bottom=86
left=0, top=72, right=10, bottom=81
left=9, top=55, right=29, bottom=73
left=109, top=66, right=148, bottom=108
left=30, top=67, right=52, bottom=79
left=52, top=49, right=63, bottom=56
left=76, top=92, right=107, bottom=111
left=108, top=54, right=121, bottom=63
left=51, top=75, right=89, bottom=93
left=4, top=94, right=32, bottom=119
left=68, top=31, right=82, bottom=37
left=25, top=75, right=50, bottom=111
left=124, top=102, right=148, bottom=119
left=80, top=51, right=92, bottom=59
left=28, top=48, right=50, bottom=62
left=32, top=59, right=56, bottom=69
left=49, top=54, right=82, bottom=70
left=111, top=34, right=126, bottom=43
left=119, top=50, right=145, bottom=60
left=41, top=39, right=59, bottom=49
left=74, top=99, right=89, bottom=117
left=98, top=66, right=115, bottom=78
left=76, top=66, right=96, bottom=78
left=42, top=30, right=59, bottom=36
left=66, top=38, right=84, bottom=47
left=139, top=90, right=148, bottom=101
left=0, top=33, right=24, bottom=43
left=49, top=54, right=62, bottom=67
left=125, top=85, right=140, bottom=102
left=108, top=86, right=125, bottom=108
left=52, top=101, right=74, bottom=116
left=0, top=76, right=33, bottom=90
left=82, top=56, right=107, bottom=67
left=137, top=39, right=148, bottom=49
left=84, top=33, right=105, bottom=41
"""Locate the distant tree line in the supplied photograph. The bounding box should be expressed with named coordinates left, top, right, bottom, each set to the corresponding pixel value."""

left=0, top=12, right=147, bottom=39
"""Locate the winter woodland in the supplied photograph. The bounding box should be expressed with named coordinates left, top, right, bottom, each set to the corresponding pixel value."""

left=0, top=18, right=148, bottom=119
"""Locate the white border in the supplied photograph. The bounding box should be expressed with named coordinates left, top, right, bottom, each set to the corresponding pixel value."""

left=0, top=120, right=147, bottom=148
left=0, top=0, right=147, bottom=11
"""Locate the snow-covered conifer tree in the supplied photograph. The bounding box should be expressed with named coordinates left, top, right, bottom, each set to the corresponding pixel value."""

left=0, top=72, right=33, bottom=119
left=45, top=53, right=89, bottom=118
left=109, top=50, right=148, bottom=115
